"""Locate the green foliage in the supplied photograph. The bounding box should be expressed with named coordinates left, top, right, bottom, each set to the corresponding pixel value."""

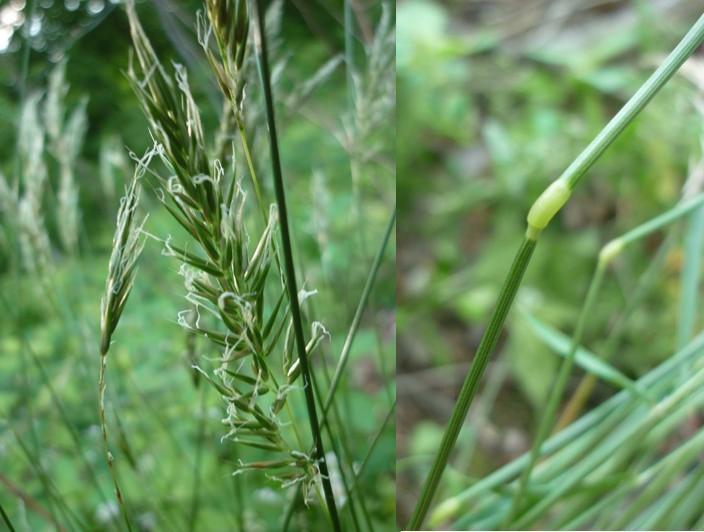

left=0, top=1, right=395, bottom=530
left=398, top=0, right=704, bottom=528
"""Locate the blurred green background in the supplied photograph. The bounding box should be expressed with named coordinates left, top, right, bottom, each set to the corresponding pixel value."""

left=0, top=1, right=395, bottom=530
left=397, top=0, right=704, bottom=524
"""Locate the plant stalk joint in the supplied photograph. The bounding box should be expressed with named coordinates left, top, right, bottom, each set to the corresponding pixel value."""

left=526, top=179, right=571, bottom=239
left=599, top=239, right=624, bottom=266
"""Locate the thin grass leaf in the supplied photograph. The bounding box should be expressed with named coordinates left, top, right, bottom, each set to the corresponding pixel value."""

left=520, top=310, right=643, bottom=397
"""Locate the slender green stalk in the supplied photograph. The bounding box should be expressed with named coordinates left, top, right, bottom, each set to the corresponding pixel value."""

left=612, top=427, right=704, bottom=529
left=283, top=208, right=395, bottom=530
left=677, top=205, right=704, bottom=348
left=237, top=124, right=267, bottom=222
left=649, top=467, right=704, bottom=529
left=310, top=368, right=365, bottom=532
left=507, top=262, right=605, bottom=523
left=558, top=13, right=704, bottom=191
left=251, top=1, right=340, bottom=528
left=558, top=195, right=704, bottom=428
left=0, top=502, right=14, bottom=532
left=188, top=386, right=208, bottom=532
left=408, top=237, right=536, bottom=529
left=409, top=14, right=704, bottom=528
left=513, top=365, right=704, bottom=529
left=323, top=208, right=396, bottom=417
left=98, top=354, right=133, bottom=532
left=431, top=331, right=704, bottom=526
left=508, top=192, right=704, bottom=523
left=352, top=398, right=396, bottom=486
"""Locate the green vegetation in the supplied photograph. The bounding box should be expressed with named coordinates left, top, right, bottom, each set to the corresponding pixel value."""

left=398, top=0, right=704, bottom=529
left=0, top=1, right=395, bottom=531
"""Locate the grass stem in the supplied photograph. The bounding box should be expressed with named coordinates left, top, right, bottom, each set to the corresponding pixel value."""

left=98, top=352, right=133, bottom=532
left=251, top=1, right=340, bottom=528
left=0, top=501, right=16, bottom=532
left=507, top=262, right=606, bottom=524
left=410, top=14, right=704, bottom=527
left=557, top=13, right=704, bottom=191
left=408, top=237, right=536, bottom=529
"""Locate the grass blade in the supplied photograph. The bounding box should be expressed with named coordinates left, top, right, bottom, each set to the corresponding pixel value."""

left=677, top=205, right=704, bottom=348
left=520, top=310, right=641, bottom=396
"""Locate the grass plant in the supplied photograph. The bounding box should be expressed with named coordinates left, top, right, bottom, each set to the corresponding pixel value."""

left=408, top=11, right=704, bottom=529
left=0, top=1, right=394, bottom=530
left=87, top=1, right=395, bottom=530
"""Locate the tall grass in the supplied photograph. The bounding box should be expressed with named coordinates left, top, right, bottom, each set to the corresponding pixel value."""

left=408, top=11, right=704, bottom=530
left=91, top=1, right=395, bottom=530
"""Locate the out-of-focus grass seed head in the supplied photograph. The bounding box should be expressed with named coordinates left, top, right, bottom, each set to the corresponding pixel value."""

left=100, top=166, right=147, bottom=356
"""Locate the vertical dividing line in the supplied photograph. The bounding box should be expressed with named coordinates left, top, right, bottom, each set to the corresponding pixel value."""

left=250, top=1, right=341, bottom=529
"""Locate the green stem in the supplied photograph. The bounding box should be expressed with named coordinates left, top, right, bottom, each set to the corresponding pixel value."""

left=282, top=208, right=395, bottom=530
left=507, top=262, right=606, bottom=524
left=558, top=12, right=704, bottom=191
left=251, top=2, right=340, bottom=529
left=676, top=206, right=704, bottom=348
left=507, top=194, right=704, bottom=524
left=237, top=123, right=268, bottom=223
left=323, top=208, right=395, bottom=418
left=0, top=501, right=15, bottom=532
left=310, top=367, right=365, bottom=532
left=412, top=13, right=704, bottom=527
left=432, top=332, right=704, bottom=526
left=98, top=352, right=133, bottom=532
left=188, top=385, right=208, bottom=532
left=513, top=365, right=704, bottom=529
left=408, top=237, right=536, bottom=529
left=352, top=399, right=396, bottom=486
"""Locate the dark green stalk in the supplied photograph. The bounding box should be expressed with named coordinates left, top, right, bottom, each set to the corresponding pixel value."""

left=251, top=1, right=340, bottom=528
left=282, top=208, right=395, bottom=530
left=408, top=237, right=536, bottom=529
left=310, top=367, right=365, bottom=532
left=0, top=501, right=15, bottom=532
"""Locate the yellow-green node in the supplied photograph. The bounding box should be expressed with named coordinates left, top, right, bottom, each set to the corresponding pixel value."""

left=599, top=239, right=624, bottom=266
left=526, top=179, right=572, bottom=236
left=429, top=498, right=461, bottom=527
